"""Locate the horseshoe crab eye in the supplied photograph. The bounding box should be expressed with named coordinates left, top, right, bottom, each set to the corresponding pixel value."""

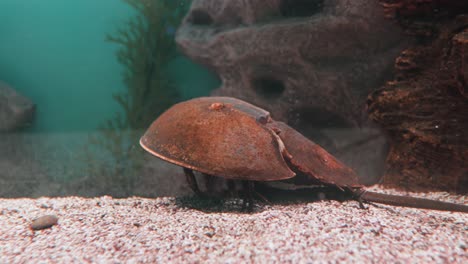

left=256, top=115, right=272, bottom=125
left=209, top=103, right=225, bottom=110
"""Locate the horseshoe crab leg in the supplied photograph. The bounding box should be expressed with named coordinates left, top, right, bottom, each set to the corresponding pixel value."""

left=183, top=168, right=203, bottom=196
left=242, top=181, right=255, bottom=212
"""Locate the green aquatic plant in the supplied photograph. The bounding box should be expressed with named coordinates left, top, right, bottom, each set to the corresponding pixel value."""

left=107, top=0, right=190, bottom=128
left=80, top=0, right=190, bottom=196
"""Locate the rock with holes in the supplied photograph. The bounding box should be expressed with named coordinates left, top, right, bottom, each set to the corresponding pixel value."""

left=175, top=0, right=407, bottom=184
left=0, top=81, right=35, bottom=132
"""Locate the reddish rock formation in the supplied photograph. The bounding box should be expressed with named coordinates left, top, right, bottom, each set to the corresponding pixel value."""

left=368, top=3, right=468, bottom=192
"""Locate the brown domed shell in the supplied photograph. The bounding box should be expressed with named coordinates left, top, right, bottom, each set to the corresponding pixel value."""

left=140, top=97, right=295, bottom=181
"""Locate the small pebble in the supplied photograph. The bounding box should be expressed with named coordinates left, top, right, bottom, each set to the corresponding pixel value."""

left=30, top=215, right=59, bottom=230
left=40, top=203, right=51, bottom=209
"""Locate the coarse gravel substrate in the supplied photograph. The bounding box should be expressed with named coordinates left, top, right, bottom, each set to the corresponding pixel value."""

left=1, top=187, right=467, bottom=263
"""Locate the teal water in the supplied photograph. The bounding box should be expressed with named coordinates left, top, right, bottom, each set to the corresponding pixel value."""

left=0, top=0, right=219, bottom=133
left=0, top=0, right=220, bottom=194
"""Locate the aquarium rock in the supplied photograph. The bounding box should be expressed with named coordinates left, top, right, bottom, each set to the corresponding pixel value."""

left=367, top=14, right=468, bottom=192
left=30, top=214, right=59, bottom=230
left=0, top=81, right=35, bottom=132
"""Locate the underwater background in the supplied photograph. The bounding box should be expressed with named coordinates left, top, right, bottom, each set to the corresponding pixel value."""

left=0, top=0, right=219, bottom=196
left=0, top=0, right=218, bottom=133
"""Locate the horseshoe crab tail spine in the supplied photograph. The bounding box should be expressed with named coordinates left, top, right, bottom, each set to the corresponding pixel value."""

left=359, top=191, right=468, bottom=213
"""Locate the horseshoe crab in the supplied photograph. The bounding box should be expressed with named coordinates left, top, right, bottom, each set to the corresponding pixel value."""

left=140, top=97, right=468, bottom=212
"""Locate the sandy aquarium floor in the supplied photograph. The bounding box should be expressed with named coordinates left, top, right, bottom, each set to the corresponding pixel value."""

left=0, top=187, right=467, bottom=263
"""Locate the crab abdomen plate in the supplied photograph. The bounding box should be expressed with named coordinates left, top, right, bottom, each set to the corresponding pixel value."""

left=266, top=121, right=362, bottom=188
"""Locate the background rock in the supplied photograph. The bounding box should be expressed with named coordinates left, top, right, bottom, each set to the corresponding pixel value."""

left=367, top=7, right=468, bottom=193
left=0, top=81, right=35, bottom=132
